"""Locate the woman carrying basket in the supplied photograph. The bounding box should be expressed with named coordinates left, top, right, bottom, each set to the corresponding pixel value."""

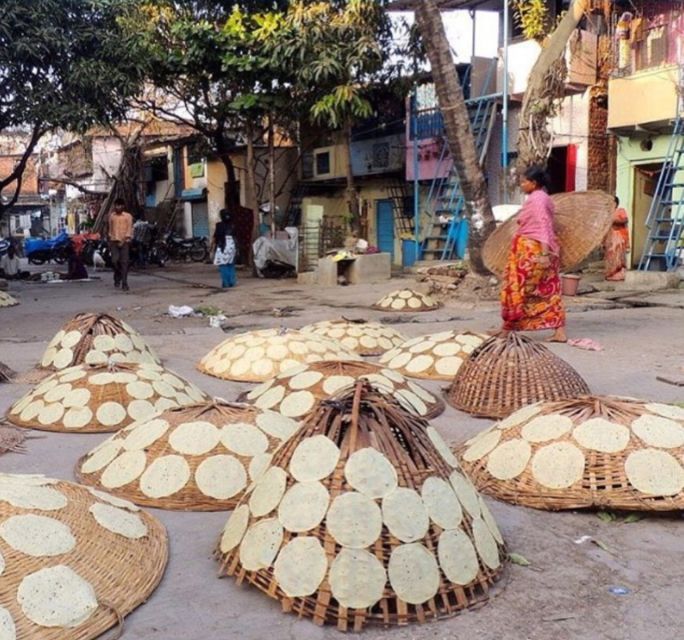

left=499, top=166, right=567, bottom=342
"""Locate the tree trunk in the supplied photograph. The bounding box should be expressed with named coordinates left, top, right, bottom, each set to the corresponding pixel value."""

left=245, top=121, right=260, bottom=243
left=343, top=121, right=361, bottom=235
left=517, top=0, right=590, bottom=172
left=414, top=0, right=495, bottom=274
left=215, top=137, right=240, bottom=211
left=268, top=113, right=277, bottom=236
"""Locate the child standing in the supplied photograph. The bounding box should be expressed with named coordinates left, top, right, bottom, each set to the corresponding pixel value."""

left=212, top=209, right=237, bottom=288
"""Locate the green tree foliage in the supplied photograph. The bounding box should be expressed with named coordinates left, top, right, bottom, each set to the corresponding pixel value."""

left=267, top=0, right=394, bottom=231
left=0, top=0, right=148, bottom=215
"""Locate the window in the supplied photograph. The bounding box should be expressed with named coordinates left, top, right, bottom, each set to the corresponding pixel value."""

left=315, top=151, right=330, bottom=176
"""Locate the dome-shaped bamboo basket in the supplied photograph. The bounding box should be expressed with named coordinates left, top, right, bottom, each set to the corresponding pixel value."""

left=6, top=363, right=209, bottom=433
left=372, top=289, right=441, bottom=312
left=0, top=473, right=167, bottom=639
left=378, top=330, right=488, bottom=381
left=37, top=312, right=160, bottom=373
left=482, top=191, right=615, bottom=276
left=217, top=384, right=506, bottom=631
left=0, top=291, right=19, bottom=307
left=241, top=360, right=445, bottom=420
left=76, top=401, right=300, bottom=511
left=455, top=397, right=684, bottom=511
left=0, top=362, right=15, bottom=383
left=299, top=319, right=407, bottom=356
left=445, top=333, right=590, bottom=418
left=198, top=328, right=361, bottom=383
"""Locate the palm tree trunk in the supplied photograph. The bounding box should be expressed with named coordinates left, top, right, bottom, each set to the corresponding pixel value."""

left=343, top=121, right=361, bottom=235
left=414, top=0, right=496, bottom=275
left=517, top=0, right=591, bottom=171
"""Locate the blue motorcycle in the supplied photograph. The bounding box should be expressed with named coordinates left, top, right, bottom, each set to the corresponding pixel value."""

left=25, top=230, right=71, bottom=265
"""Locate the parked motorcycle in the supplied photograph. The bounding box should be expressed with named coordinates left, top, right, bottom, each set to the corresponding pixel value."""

left=0, top=237, right=10, bottom=259
left=162, top=232, right=208, bottom=262
left=25, top=230, right=71, bottom=265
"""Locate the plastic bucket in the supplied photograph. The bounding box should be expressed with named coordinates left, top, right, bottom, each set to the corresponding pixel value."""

left=561, top=274, right=581, bottom=296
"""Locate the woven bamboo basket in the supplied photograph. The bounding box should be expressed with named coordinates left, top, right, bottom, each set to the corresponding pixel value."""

left=240, top=360, right=445, bottom=420
left=372, top=289, right=441, bottom=312
left=378, top=330, right=488, bottom=381
left=217, top=383, right=506, bottom=631
left=300, top=319, right=407, bottom=356
left=0, top=473, right=167, bottom=639
left=198, top=328, right=361, bottom=383
left=0, top=291, right=19, bottom=307
left=445, top=333, right=590, bottom=418
left=5, top=363, right=208, bottom=433
left=37, top=312, right=161, bottom=373
left=482, top=191, right=616, bottom=276
left=455, top=396, right=684, bottom=511
left=76, top=401, right=300, bottom=511
left=0, top=361, right=16, bottom=383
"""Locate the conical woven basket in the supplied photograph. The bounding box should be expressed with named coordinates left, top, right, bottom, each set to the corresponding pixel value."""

left=482, top=191, right=616, bottom=276
left=372, top=289, right=441, bottom=312
left=37, top=312, right=161, bottom=372
left=6, top=363, right=208, bottom=433
left=198, top=328, right=361, bottom=383
left=445, top=333, right=590, bottom=418
left=217, top=384, right=506, bottom=631
left=0, top=361, right=16, bottom=383
left=0, top=473, right=167, bottom=639
left=76, top=401, right=300, bottom=511
left=299, top=319, right=407, bottom=356
left=378, top=330, right=488, bottom=381
left=240, top=360, right=445, bottom=420
left=0, top=291, right=19, bottom=307
left=455, top=397, right=684, bottom=511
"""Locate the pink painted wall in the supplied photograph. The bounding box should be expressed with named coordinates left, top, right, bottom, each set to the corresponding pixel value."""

left=405, top=138, right=452, bottom=181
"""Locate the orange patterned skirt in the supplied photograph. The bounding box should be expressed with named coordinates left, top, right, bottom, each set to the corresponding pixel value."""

left=501, top=236, right=565, bottom=331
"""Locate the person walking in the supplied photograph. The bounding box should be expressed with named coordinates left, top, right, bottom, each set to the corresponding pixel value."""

left=212, top=209, right=237, bottom=288
left=499, top=165, right=567, bottom=342
left=107, top=198, right=133, bottom=291
left=603, top=196, right=630, bottom=281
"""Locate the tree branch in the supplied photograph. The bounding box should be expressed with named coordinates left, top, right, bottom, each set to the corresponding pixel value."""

left=0, top=124, right=44, bottom=216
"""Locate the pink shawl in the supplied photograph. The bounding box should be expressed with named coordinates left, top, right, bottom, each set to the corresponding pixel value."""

left=516, top=189, right=560, bottom=255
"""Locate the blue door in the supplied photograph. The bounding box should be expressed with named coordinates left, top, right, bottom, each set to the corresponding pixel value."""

left=376, top=200, right=395, bottom=258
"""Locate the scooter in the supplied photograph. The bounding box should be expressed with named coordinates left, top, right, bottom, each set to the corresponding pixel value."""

left=25, top=230, right=71, bottom=265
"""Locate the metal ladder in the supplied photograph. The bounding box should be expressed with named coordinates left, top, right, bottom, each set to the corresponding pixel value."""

left=420, top=93, right=499, bottom=261
left=638, top=115, right=684, bottom=271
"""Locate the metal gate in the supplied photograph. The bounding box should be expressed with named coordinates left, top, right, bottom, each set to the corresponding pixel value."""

left=191, top=201, right=209, bottom=238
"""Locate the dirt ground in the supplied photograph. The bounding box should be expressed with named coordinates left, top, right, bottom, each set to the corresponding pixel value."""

left=1, top=263, right=683, bottom=640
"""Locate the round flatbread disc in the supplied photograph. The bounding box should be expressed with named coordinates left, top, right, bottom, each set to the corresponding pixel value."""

left=328, top=548, right=387, bottom=610
left=289, top=435, right=340, bottom=482
left=449, top=471, right=481, bottom=518
left=254, top=411, right=298, bottom=440
left=0, top=485, right=68, bottom=512
left=96, top=402, right=127, bottom=427
left=462, top=430, right=502, bottom=462
left=531, top=442, right=585, bottom=489
left=485, top=439, right=532, bottom=480
left=17, top=565, right=98, bottom=628
left=344, top=448, right=398, bottom=499
left=0, top=514, right=75, bottom=557
left=279, top=390, right=316, bottom=418
left=631, top=414, right=684, bottom=449
left=249, top=466, right=288, bottom=517
left=572, top=418, right=631, bottom=453
left=427, top=427, right=459, bottom=468
left=220, top=504, right=250, bottom=553
left=123, top=419, right=170, bottom=451
left=100, top=450, right=147, bottom=488
left=624, top=449, right=684, bottom=496
left=195, top=455, right=247, bottom=499
left=80, top=442, right=123, bottom=474
left=471, top=516, right=501, bottom=570
left=421, top=476, right=463, bottom=530
left=521, top=415, right=573, bottom=443
left=497, top=404, right=542, bottom=430
left=382, top=488, right=429, bottom=543
left=437, top=527, right=480, bottom=585
left=139, top=455, right=191, bottom=498
left=326, top=492, right=382, bottom=549
left=89, top=503, right=148, bottom=539
left=277, top=481, right=330, bottom=532
left=168, top=421, right=221, bottom=456
left=479, top=497, right=504, bottom=545
left=387, top=543, right=440, bottom=605
left=644, top=403, right=684, bottom=420
left=273, top=536, right=328, bottom=597
left=239, top=518, right=283, bottom=571
left=221, top=423, right=269, bottom=457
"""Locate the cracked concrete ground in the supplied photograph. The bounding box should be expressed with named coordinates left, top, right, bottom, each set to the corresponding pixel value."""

left=1, top=263, right=683, bottom=640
